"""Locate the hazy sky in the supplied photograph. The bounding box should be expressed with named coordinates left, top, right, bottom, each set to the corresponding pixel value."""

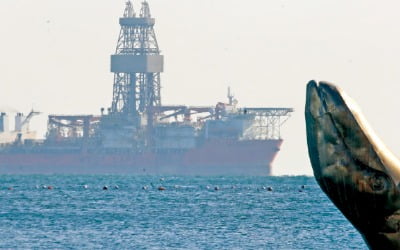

left=1, top=0, right=400, bottom=175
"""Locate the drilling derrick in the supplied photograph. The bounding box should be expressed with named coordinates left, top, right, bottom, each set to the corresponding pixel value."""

left=110, top=1, right=163, bottom=127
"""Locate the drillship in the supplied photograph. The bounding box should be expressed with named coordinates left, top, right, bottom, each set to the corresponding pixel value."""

left=0, top=1, right=293, bottom=175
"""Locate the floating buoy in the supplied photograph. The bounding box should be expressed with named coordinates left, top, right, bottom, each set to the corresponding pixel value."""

left=114, top=185, right=119, bottom=189
left=267, top=186, right=273, bottom=191
left=103, top=186, right=108, bottom=190
left=298, top=185, right=306, bottom=192
left=214, top=186, right=219, bottom=191
left=206, top=186, right=211, bottom=190
left=160, top=178, right=165, bottom=181
left=47, top=186, right=53, bottom=190
left=142, top=186, right=148, bottom=190
left=158, top=186, right=166, bottom=191
left=83, top=185, right=88, bottom=189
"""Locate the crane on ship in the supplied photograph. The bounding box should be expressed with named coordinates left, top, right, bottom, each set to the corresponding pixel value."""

left=17, top=110, right=41, bottom=132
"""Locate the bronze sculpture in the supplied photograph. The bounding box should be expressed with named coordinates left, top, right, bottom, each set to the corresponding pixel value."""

left=305, top=80, right=400, bottom=249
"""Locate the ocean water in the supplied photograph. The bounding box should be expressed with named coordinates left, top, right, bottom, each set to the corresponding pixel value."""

left=0, top=175, right=366, bottom=249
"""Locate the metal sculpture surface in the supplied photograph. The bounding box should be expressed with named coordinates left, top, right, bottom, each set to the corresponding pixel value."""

left=305, top=80, right=400, bottom=249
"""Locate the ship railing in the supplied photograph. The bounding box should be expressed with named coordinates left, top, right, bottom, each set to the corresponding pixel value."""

left=239, top=107, right=293, bottom=140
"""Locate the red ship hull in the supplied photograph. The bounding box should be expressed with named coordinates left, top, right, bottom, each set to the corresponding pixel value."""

left=0, top=139, right=282, bottom=175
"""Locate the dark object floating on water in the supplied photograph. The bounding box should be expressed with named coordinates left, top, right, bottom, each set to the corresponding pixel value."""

left=305, top=80, right=400, bottom=249
left=267, top=186, right=273, bottom=191
left=158, top=186, right=166, bottom=191
left=214, top=186, right=220, bottom=191
left=103, top=186, right=108, bottom=190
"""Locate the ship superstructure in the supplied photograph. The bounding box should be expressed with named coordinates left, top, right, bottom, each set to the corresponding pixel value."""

left=0, top=111, right=40, bottom=145
left=0, top=1, right=293, bottom=175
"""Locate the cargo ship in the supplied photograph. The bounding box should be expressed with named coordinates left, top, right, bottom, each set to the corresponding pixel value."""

left=0, top=1, right=293, bottom=175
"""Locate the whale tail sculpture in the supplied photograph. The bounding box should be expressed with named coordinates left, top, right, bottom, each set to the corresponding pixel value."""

left=305, top=80, right=400, bottom=249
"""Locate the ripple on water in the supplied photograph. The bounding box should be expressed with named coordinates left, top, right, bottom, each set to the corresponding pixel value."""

left=0, top=175, right=365, bottom=249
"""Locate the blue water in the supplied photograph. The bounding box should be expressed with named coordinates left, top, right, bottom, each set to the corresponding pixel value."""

left=0, top=175, right=366, bottom=249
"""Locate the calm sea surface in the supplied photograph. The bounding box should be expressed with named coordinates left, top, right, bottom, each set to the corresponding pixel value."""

left=0, top=175, right=366, bottom=249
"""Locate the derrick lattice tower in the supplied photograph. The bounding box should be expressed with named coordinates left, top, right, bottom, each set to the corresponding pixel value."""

left=110, top=1, right=163, bottom=124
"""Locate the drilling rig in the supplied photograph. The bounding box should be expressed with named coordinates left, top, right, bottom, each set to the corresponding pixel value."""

left=0, top=1, right=294, bottom=175
left=102, top=1, right=164, bottom=148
